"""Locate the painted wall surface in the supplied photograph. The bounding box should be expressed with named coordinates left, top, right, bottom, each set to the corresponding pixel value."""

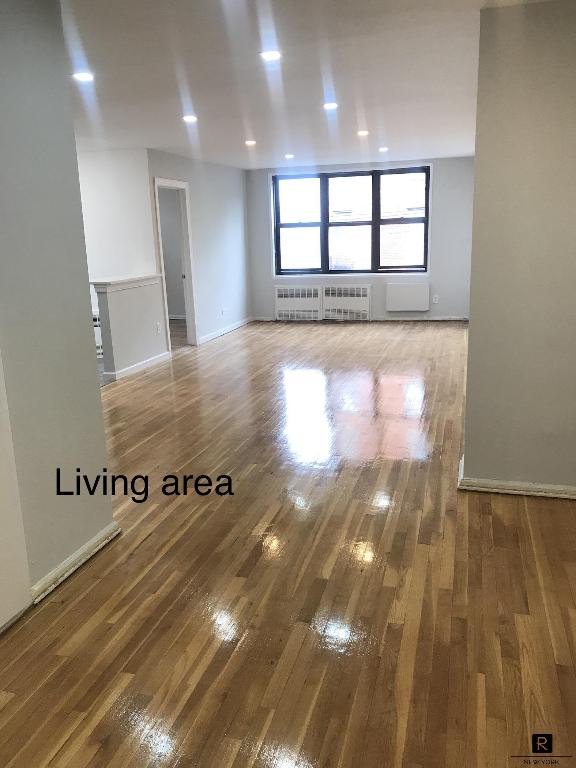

left=78, top=149, right=158, bottom=279
left=0, top=0, right=114, bottom=583
left=245, top=157, right=474, bottom=320
left=98, top=280, right=170, bottom=376
left=0, top=349, right=31, bottom=629
left=463, top=0, right=576, bottom=488
left=158, top=188, right=186, bottom=318
left=147, top=150, right=250, bottom=342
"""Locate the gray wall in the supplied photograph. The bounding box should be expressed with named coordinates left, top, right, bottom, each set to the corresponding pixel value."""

left=463, top=0, right=576, bottom=488
left=0, top=0, right=113, bottom=583
left=98, top=279, right=170, bottom=377
left=0, top=349, right=31, bottom=627
left=246, top=157, right=474, bottom=320
left=158, top=188, right=186, bottom=318
left=147, top=150, right=251, bottom=342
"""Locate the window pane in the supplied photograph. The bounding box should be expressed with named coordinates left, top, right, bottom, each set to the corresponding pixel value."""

left=280, top=227, right=321, bottom=270
left=278, top=178, right=320, bottom=223
left=329, top=225, right=372, bottom=271
left=329, top=176, right=372, bottom=222
left=380, top=172, right=426, bottom=219
left=379, top=223, right=425, bottom=268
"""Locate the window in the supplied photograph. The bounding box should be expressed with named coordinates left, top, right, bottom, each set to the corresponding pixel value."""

left=273, top=167, right=430, bottom=274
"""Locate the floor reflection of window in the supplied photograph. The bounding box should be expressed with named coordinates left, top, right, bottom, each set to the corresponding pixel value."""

left=282, top=368, right=333, bottom=467
left=377, top=374, right=429, bottom=460
left=330, top=371, right=379, bottom=461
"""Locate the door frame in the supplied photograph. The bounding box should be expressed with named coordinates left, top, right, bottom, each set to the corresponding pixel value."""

left=153, top=177, right=199, bottom=347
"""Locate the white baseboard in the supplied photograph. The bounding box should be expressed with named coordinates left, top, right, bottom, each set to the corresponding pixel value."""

left=168, top=314, right=187, bottom=321
left=103, top=351, right=171, bottom=383
left=31, top=521, right=122, bottom=603
left=457, top=456, right=576, bottom=500
left=372, top=316, right=469, bottom=322
left=198, top=317, right=252, bottom=344
left=252, top=316, right=468, bottom=323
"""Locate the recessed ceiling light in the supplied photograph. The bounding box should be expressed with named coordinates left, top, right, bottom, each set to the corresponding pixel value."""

left=357, top=130, right=369, bottom=137
left=379, top=146, right=389, bottom=153
left=245, top=140, right=256, bottom=147
left=182, top=114, right=198, bottom=124
left=260, top=50, right=282, bottom=62
left=323, top=102, right=338, bottom=111
left=72, top=72, right=94, bottom=83
left=284, top=153, right=295, bottom=160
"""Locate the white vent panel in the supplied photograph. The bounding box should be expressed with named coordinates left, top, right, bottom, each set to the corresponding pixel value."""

left=386, top=283, right=430, bottom=312
left=275, top=286, right=322, bottom=321
left=323, top=285, right=371, bottom=321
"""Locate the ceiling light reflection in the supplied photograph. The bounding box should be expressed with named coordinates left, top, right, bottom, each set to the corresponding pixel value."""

left=321, top=618, right=354, bottom=653
left=260, top=745, right=313, bottom=768
left=323, top=102, right=338, bottom=111
left=288, top=491, right=310, bottom=512
left=372, top=491, right=390, bottom=510
left=351, top=540, right=375, bottom=564
left=263, top=534, right=281, bottom=558
left=213, top=610, right=237, bottom=642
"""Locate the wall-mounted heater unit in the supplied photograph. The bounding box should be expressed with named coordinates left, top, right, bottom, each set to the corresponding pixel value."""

left=275, top=286, right=322, bottom=321
left=386, top=283, right=430, bottom=312
left=323, top=285, right=371, bottom=321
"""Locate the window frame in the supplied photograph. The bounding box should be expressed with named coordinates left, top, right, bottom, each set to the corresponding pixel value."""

left=273, top=166, right=430, bottom=275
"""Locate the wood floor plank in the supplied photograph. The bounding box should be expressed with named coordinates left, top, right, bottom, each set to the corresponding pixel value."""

left=0, top=321, right=574, bottom=767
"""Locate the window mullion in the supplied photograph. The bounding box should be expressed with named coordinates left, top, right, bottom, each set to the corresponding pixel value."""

left=320, top=174, right=329, bottom=273
left=372, top=171, right=380, bottom=272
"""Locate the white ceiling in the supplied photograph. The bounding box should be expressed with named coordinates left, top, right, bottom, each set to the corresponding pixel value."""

left=64, top=0, right=549, bottom=170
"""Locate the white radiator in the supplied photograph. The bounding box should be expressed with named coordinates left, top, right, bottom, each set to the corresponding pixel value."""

left=275, top=286, right=322, bottom=321
left=386, top=283, right=430, bottom=312
left=323, top=285, right=371, bottom=321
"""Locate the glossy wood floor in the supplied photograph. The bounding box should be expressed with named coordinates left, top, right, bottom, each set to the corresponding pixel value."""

left=1, top=322, right=575, bottom=768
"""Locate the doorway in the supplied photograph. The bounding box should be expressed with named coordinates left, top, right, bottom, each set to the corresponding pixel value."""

left=154, top=179, right=198, bottom=348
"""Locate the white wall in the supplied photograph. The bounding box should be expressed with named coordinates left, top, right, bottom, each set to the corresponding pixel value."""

left=0, top=349, right=31, bottom=629
left=246, top=157, right=474, bottom=320
left=0, top=0, right=114, bottom=585
left=158, top=188, right=186, bottom=318
left=78, top=148, right=158, bottom=279
left=147, top=150, right=251, bottom=342
left=462, top=0, right=576, bottom=491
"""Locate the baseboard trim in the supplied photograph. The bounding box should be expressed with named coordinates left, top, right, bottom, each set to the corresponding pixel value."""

left=252, top=317, right=468, bottom=324
left=0, top=604, right=32, bottom=637
left=457, top=457, right=576, bottom=500
left=31, top=521, right=122, bottom=603
left=104, top=351, right=171, bottom=382
left=372, top=316, right=469, bottom=322
left=198, top=318, right=251, bottom=344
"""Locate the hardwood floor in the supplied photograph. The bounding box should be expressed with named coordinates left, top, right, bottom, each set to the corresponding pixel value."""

left=0, top=321, right=575, bottom=767
left=169, top=319, right=188, bottom=350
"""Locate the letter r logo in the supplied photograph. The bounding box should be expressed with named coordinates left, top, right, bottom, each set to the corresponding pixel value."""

left=532, top=734, right=553, bottom=753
